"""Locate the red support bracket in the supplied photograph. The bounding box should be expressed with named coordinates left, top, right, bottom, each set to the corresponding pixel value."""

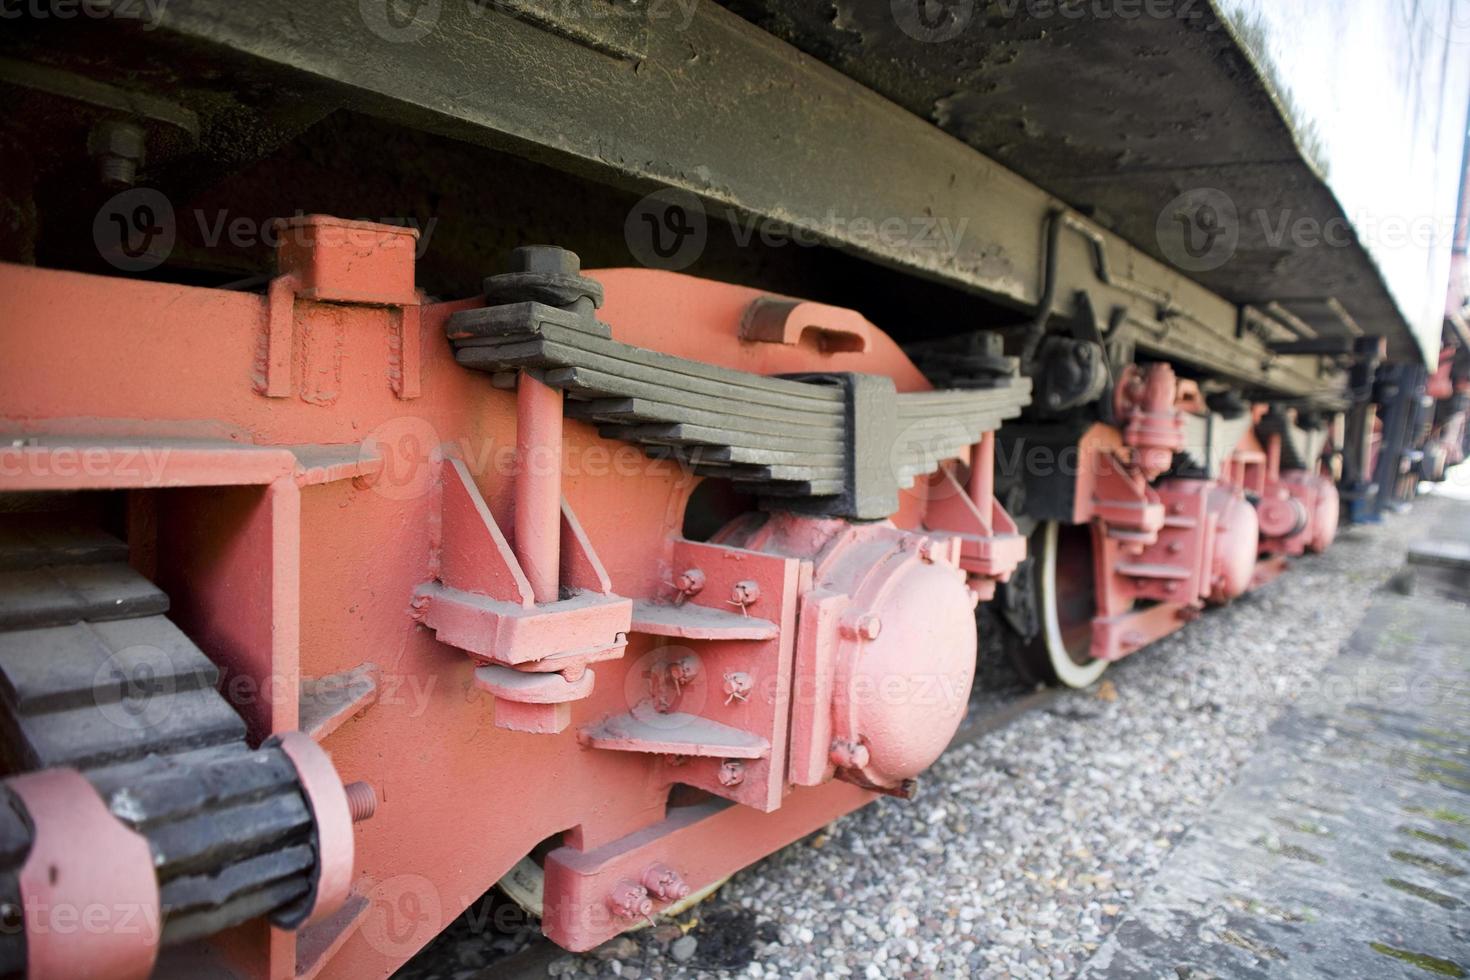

left=580, top=538, right=802, bottom=813
left=541, top=784, right=871, bottom=952
left=1088, top=450, right=1166, bottom=535
left=921, top=435, right=1026, bottom=601
left=1090, top=600, right=1194, bottom=663
left=414, top=459, right=631, bottom=733
left=258, top=215, right=423, bottom=400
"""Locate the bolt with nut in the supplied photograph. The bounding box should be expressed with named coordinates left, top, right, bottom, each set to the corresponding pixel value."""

left=88, top=120, right=147, bottom=188
left=641, top=863, right=690, bottom=902
left=718, top=759, right=745, bottom=787
left=829, top=738, right=870, bottom=770
left=606, top=879, right=653, bottom=920
left=722, top=671, right=753, bottom=705
left=667, top=654, right=699, bottom=686
left=673, top=568, right=705, bottom=605
left=728, top=580, right=760, bottom=612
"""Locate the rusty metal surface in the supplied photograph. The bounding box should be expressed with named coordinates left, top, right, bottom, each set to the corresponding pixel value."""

left=717, top=0, right=1439, bottom=364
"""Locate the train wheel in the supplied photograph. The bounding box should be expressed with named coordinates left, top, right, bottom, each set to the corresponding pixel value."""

left=1028, top=520, right=1109, bottom=688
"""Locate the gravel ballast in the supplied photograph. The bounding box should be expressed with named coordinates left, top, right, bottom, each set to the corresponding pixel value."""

left=412, top=496, right=1452, bottom=979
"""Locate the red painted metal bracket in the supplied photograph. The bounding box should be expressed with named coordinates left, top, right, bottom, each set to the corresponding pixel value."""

left=260, top=215, right=423, bottom=400
left=740, top=297, right=873, bottom=353
left=922, top=434, right=1026, bottom=600
left=541, top=783, right=872, bottom=952
left=415, top=459, right=631, bottom=732
left=583, top=538, right=801, bottom=813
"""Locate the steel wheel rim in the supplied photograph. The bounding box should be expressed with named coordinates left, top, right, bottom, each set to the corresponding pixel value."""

left=1038, top=520, right=1108, bottom=688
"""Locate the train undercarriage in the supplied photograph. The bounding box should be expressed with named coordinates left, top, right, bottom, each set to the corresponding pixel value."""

left=1, top=1, right=1468, bottom=977
left=0, top=215, right=1384, bottom=977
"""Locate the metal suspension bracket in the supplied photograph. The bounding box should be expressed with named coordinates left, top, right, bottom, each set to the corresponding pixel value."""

left=415, top=248, right=633, bottom=734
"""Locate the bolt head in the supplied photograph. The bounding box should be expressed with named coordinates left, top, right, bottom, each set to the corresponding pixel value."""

left=87, top=120, right=146, bottom=162
left=838, top=613, right=882, bottom=641
left=509, top=244, right=581, bottom=276
left=829, top=738, right=870, bottom=770
left=607, top=880, right=652, bottom=919
left=675, top=568, right=706, bottom=594
left=642, top=864, right=690, bottom=902
left=717, top=760, right=745, bottom=786
left=731, top=580, right=760, bottom=605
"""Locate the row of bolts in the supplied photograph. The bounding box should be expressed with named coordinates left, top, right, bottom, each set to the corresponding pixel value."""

left=610, top=515, right=957, bottom=921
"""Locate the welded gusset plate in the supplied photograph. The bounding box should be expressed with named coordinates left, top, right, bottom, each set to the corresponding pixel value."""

left=447, top=302, right=1031, bottom=519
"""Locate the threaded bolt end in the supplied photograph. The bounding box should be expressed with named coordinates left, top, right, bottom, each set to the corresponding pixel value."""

left=344, top=781, right=377, bottom=822
left=99, top=155, right=137, bottom=187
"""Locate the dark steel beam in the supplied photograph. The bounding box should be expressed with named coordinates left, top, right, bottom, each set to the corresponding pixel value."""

left=91, top=0, right=1340, bottom=400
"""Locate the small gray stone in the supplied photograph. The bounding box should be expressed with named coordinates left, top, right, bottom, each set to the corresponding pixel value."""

left=670, top=935, right=697, bottom=962
left=593, top=937, right=637, bottom=961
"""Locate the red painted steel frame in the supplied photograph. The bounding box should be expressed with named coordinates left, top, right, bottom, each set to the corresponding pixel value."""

left=0, top=217, right=1018, bottom=977
left=1059, top=366, right=1325, bottom=664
